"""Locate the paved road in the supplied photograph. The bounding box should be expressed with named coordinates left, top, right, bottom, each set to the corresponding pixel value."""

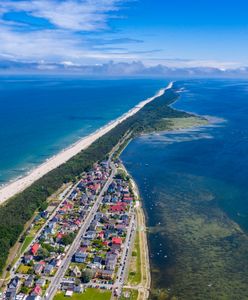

left=112, top=212, right=136, bottom=298
left=45, top=163, right=116, bottom=300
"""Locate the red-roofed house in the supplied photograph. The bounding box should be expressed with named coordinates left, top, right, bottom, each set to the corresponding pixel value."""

left=75, top=219, right=81, bottom=226
left=110, top=205, right=125, bottom=213
left=31, top=285, right=42, bottom=296
left=98, top=231, right=104, bottom=240
left=56, top=233, right=64, bottom=243
left=112, top=237, right=122, bottom=245
left=31, top=243, right=40, bottom=256
left=123, top=197, right=133, bottom=202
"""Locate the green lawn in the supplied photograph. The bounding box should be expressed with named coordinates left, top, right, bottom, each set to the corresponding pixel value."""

left=20, top=235, right=34, bottom=253
left=54, top=288, right=111, bottom=300
left=128, top=233, right=141, bottom=285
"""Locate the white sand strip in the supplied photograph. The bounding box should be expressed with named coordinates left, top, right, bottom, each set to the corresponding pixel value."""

left=0, top=82, right=173, bottom=205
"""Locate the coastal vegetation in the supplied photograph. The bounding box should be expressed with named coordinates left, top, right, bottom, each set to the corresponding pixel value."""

left=120, top=288, right=138, bottom=300
left=0, top=86, right=196, bottom=275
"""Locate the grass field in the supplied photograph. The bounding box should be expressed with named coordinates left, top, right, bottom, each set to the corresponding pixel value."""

left=127, top=233, right=141, bottom=285
left=20, top=236, right=33, bottom=253
left=54, top=288, right=111, bottom=300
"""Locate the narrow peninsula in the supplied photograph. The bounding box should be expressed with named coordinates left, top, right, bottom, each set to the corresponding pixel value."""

left=0, top=83, right=207, bottom=300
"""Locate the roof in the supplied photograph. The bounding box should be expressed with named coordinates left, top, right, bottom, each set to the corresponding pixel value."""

left=32, top=285, right=42, bottom=296
left=123, top=197, right=133, bottom=201
left=112, top=237, right=122, bottom=245
left=65, top=290, right=73, bottom=297
left=31, top=243, right=40, bottom=255
left=56, top=233, right=64, bottom=239
left=110, top=205, right=125, bottom=212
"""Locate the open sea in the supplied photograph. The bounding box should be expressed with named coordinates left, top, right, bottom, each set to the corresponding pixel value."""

left=121, top=79, right=248, bottom=299
left=0, top=76, right=166, bottom=186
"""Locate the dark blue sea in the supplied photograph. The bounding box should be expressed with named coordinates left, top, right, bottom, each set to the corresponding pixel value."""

left=121, top=79, right=248, bottom=298
left=0, top=76, right=166, bottom=185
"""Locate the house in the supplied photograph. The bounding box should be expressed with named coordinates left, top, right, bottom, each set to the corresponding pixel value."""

left=106, top=253, right=118, bottom=271
left=6, top=277, right=19, bottom=300
left=44, top=264, right=54, bottom=275
left=106, top=259, right=116, bottom=271
left=110, top=205, right=125, bottom=213
left=36, top=278, right=46, bottom=287
left=65, top=290, right=73, bottom=297
left=26, top=296, right=42, bottom=300
left=23, top=254, right=33, bottom=264
left=84, top=230, right=96, bottom=239
left=89, top=220, right=97, bottom=231
left=94, top=256, right=102, bottom=263
left=71, top=265, right=81, bottom=277
left=120, top=214, right=129, bottom=221
left=34, top=263, right=44, bottom=275
left=103, top=195, right=111, bottom=203
left=31, top=285, right=42, bottom=297
left=31, top=243, right=40, bottom=256
left=74, top=251, right=87, bottom=263
left=74, top=284, right=84, bottom=293
left=51, top=216, right=58, bottom=223
left=56, top=232, right=64, bottom=243
left=98, top=231, right=104, bottom=240
left=24, top=275, right=34, bottom=288
left=41, top=211, right=49, bottom=219
left=112, top=237, right=122, bottom=245
left=111, top=196, right=118, bottom=203
left=81, top=239, right=91, bottom=247
left=69, top=190, right=78, bottom=200
left=8, top=276, right=19, bottom=290
left=74, top=219, right=81, bottom=227
left=111, top=243, right=121, bottom=251
left=61, top=278, right=75, bottom=291
left=5, top=290, right=16, bottom=300
left=95, top=269, right=114, bottom=280
left=123, top=197, right=133, bottom=202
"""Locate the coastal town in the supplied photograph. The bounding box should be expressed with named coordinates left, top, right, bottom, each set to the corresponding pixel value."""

left=2, top=156, right=140, bottom=300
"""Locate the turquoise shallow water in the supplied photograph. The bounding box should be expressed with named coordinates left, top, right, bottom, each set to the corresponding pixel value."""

left=0, top=76, right=167, bottom=185
left=121, top=79, right=248, bottom=297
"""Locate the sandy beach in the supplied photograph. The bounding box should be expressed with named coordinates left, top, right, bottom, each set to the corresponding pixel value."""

left=0, top=82, right=173, bottom=205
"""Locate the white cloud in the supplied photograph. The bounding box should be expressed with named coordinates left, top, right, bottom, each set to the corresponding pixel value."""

left=0, top=26, right=140, bottom=63
left=0, top=0, right=138, bottom=62
left=0, top=0, right=125, bottom=31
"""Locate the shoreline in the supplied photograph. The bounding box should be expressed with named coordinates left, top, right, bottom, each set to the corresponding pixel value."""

left=0, top=82, right=173, bottom=205
left=119, top=162, right=151, bottom=299
left=118, top=109, right=216, bottom=300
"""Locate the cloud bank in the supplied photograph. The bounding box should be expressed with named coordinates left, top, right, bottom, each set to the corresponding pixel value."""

left=1, top=59, right=248, bottom=78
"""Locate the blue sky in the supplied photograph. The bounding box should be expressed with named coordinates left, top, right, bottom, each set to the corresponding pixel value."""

left=0, top=0, right=247, bottom=68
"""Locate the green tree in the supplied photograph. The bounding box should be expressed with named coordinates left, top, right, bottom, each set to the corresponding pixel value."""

left=81, top=269, right=95, bottom=283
